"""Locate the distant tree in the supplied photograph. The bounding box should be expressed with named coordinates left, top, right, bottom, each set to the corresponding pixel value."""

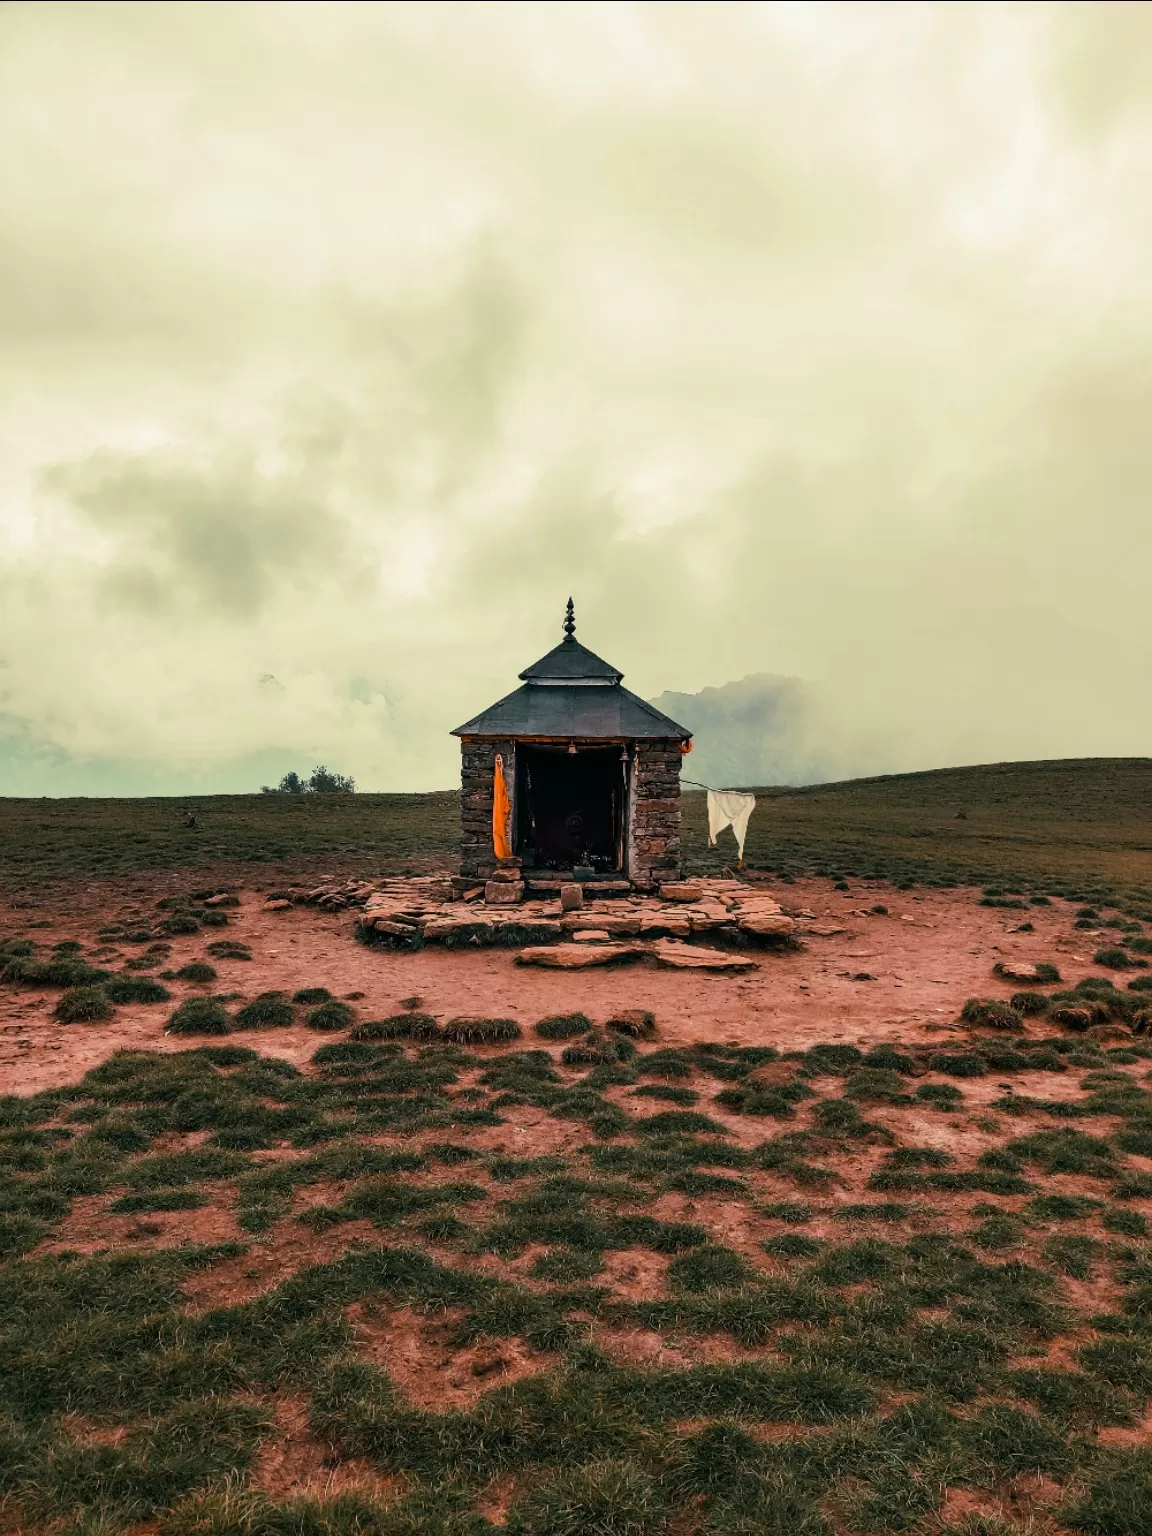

left=260, top=766, right=355, bottom=795
left=307, top=764, right=356, bottom=794
left=262, top=770, right=306, bottom=795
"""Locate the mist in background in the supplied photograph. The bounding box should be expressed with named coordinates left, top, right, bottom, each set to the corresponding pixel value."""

left=3, top=2, right=1152, bottom=795
left=648, top=676, right=859, bottom=790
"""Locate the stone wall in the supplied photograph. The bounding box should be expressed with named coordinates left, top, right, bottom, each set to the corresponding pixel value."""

left=627, top=739, right=684, bottom=889
left=460, top=735, right=683, bottom=887
left=458, top=738, right=516, bottom=878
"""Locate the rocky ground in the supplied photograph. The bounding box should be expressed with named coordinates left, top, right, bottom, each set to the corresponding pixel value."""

left=0, top=873, right=1127, bottom=1092
left=2, top=874, right=1152, bottom=1535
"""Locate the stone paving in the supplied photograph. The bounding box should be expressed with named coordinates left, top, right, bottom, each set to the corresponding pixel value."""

left=284, top=874, right=801, bottom=970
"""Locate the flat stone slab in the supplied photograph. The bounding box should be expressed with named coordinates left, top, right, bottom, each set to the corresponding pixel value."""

left=515, top=943, right=644, bottom=969
left=640, top=917, right=691, bottom=938
left=679, top=906, right=732, bottom=928
left=737, top=913, right=797, bottom=938
left=659, top=882, right=704, bottom=902
left=560, top=913, right=642, bottom=937
left=649, top=942, right=758, bottom=972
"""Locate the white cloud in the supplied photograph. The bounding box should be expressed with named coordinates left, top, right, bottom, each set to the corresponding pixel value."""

left=1, top=1, right=1151, bottom=791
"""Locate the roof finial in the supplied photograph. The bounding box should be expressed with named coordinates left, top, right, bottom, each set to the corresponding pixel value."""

left=563, top=596, right=575, bottom=641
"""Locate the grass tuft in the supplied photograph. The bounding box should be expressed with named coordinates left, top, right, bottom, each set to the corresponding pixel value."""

left=536, top=1013, right=594, bottom=1040
left=104, top=975, right=172, bottom=1004
left=605, top=1010, right=658, bottom=1040
left=54, top=986, right=115, bottom=1024
left=1010, top=990, right=1051, bottom=1016
left=350, top=1012, right=440, bottom=1042
left=843, top=1067, right=913, bottom=1103
left=631, top=1084, right=699, bottom=1106
left=915, top=1082, right=965, bottom=1109
left=1049, top=1004, right=1096, bottom=1032
left=4, top=954, right=110, bottom=987
left=930, top=1052, right=988, bottom=1078
left=1104, top=1207, right=1149, bottom=1237
left=167, top=998, right=232, bottom=1035
left=762, top=1200, right=814, bottom=1222
left=233, top=994, right=295, bottom=1030
left=174, top=962, right=218, bottom=982
left=667, top=1244, right=756, bottom=1292
left=636, top=1110, right=730, bottom=1137
left=1095, top=946, right=1135, bottom=970
left=442, top=1016, right=522, bottom=1045
left=861, top=1045, right=917, bottom=1074
left=561, top=1031, right=630, bottom=1067
left=961, top=999, right=1024, bottom=1032
left=508, top=1457, right=669, bottom=1536
left=160, top=913, right=201, bottom=935
left=530, top=1249, right=605, bottom=1282
left=306, top=1001, right=355, bottom=1032
left=205, top=941, right=252, bottom=961
left=763, top=1233, right=824, bottom=1258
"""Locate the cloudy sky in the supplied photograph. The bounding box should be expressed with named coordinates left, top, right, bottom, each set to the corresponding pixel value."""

left=2, top=1, right=1152, bottom=794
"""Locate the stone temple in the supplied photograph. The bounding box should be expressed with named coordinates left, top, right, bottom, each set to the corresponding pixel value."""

left=451, top=601, right=693, bottom=892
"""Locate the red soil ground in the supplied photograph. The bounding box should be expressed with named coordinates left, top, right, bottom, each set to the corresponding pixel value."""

left=4, top=875, right=1145, bottom=1519
left=0, top=878, right=1102, bottom=1094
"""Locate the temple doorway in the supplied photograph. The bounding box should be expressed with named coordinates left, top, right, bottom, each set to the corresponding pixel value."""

left=514, top=744, right=627, bottom=872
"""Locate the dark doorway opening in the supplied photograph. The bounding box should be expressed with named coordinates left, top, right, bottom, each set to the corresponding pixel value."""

left=515, top=744, right=627, bottom=872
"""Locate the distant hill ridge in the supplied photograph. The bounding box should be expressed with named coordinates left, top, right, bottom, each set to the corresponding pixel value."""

left=741, top=755, right=1152, bottom=797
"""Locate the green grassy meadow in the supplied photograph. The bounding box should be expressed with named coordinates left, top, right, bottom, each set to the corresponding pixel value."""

left=0, top=790, right=461, bottom=894
left=688, top=757, right=1152, bottom=908
left=5, top=758, right=1152, bottom=1531
left=3, top=758, right=1152, bottom=908
left=4, top=1022, right=1152, bottom=1534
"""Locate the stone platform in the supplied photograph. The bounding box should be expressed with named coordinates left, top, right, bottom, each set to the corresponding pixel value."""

left=284, top=874, right=799, bottom=966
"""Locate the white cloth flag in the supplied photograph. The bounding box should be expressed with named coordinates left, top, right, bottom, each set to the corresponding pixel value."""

left=707, top=790, right=757, bottom=864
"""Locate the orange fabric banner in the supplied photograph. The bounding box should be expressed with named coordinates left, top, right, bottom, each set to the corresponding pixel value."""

left=492, top=753, right=512, bottom=860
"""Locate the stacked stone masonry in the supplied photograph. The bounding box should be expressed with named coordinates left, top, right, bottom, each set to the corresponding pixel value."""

left=627, top=739, right=684, bottom=889
left=459, top=738, right=516, bottom=879
left=292, top=874, right=796, bottom=980
left=460, top=736, right=683, bottom=888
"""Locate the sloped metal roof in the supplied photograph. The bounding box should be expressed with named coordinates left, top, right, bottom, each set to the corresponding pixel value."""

left=453, top=602, right=692, bottom=740
left=518, top=636, right=623, bottom=684
left=451, top=681, right=691, bottom=740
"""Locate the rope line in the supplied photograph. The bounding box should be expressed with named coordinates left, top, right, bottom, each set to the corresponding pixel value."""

left=681, top=778, right=756, bottom=793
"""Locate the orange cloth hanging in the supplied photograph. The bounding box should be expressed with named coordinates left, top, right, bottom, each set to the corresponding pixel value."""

left=492, top=753, right=512, bottom=861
